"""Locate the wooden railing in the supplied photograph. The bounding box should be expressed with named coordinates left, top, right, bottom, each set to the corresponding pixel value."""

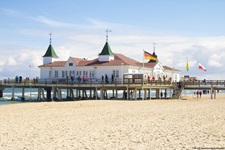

left=1, top=78, right=175, bottom=86
left=2, top=78, right=223, bottom=88
left=184, top=80, right=225, bottom=86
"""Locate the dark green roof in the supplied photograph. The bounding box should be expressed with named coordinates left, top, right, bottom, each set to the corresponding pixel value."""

left=99, top=42, right=114, bottom=56
left=43, top=44, right=59, bottom=58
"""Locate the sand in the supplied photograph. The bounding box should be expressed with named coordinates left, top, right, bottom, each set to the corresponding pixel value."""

left=0, top=94, right=225, bottom=150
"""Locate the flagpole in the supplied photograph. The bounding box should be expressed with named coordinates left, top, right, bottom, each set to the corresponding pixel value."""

left=186, top=57, right=189, bottom=73
left=142, top=49, right=144, bottom=100
left=143, top=49, right=144, bottom=72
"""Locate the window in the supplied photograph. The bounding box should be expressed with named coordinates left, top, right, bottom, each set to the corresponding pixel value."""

left=65, top=71, right=68, bottom=77
left=113, top=70, right=119, bottom=78
left=69, top=71, right=75, bottom=76
left=89, top=70, right=94, bottom=78
left=55, top=70, right=58, bottom=78
left=49, top=71, right=52, bottom=78
left=83, top=71, right=88, bottom=77
left=69, top=63, right=73, bottom=66
left=62, top=71, right=65, bottom=78
left=76, top=71, right=81, bottom=77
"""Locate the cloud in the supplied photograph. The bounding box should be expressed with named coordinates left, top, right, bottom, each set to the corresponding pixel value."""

left=208, top=54, right=224, bottom=67
left=6, top=56, right=17, bottom=66
left=32, top=16, right=77, bottom=27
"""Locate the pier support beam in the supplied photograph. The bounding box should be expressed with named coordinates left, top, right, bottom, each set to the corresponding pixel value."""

left=44, top=87, right=52, bottom=101
left=21, top=88, right=25, bottom=101
left=149, top=88, right=152, bottom=100
left=0, top=86, right=5, bottom=98
left=116, top=90, right=118, bottom=99
left=138, top=89, right=141, bottom=99
left=0, top=90, right=3, bottom=98
left=11, top=87, right=15, bottom=100
left=100, top=89, right=103, bottom=100
left=38, top=88, right=46, bottom=101
left=156, top=89, right=160, bottom=99
left=89, top=89, right=92, bottom=98
left=134, top=89, right=137, bottom=100
left=214, top=90, right=216, bottom=99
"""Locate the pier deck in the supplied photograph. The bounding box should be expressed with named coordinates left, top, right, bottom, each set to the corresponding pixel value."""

left=0, top=79, right=224, bottom=101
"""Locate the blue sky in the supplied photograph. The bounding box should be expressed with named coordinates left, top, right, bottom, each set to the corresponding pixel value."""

left=0, top=0, right=225, bottom=79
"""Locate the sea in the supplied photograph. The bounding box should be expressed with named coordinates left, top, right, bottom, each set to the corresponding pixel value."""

left=0, top=87, right=224, bottom=105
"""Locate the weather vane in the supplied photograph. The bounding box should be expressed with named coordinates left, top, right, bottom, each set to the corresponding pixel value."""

left=105, top=29, right=112, bottom=42
left=49, top=32, right=52, bottom=44
left=153, top=42, right=157, bottom=52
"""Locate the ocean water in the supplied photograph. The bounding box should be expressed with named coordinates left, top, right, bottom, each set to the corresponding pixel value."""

left=1, top=87, right=221, bottom=105
left=0, top=88, right=67, bottom=104
left=0, top=87, right=174, bottom=105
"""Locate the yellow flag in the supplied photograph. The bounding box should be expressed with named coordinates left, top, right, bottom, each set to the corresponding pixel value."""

left=186, top=57, right=189, bottom=71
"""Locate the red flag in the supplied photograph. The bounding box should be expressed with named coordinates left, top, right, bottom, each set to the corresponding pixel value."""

left=198, top=63, right=206, bottom=71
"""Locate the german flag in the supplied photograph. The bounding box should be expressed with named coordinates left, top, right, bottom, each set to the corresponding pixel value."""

left=144, top=50, right=157, bottom=61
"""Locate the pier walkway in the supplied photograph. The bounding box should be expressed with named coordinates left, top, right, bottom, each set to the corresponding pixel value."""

left=0, top=78, right=224, bottom=101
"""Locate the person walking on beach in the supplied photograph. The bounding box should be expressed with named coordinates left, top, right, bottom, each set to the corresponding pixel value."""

left=199, top=91, right=202, bottom=98
left=196, top=91, right=199, bottom=98
left=160, top=91, right=163, bottom=99
left=164, top=91, right=167, bottom=99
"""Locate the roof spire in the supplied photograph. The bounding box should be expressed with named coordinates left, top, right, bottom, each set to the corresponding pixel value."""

left=153, top=42, right=157, bottom=53
left=105, top=29, right=112, bottom=42
left=49, top=32, right=52, bottom=44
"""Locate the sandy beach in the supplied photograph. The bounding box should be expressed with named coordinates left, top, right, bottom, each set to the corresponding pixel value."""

left=0, top=94, right=225, bottom=150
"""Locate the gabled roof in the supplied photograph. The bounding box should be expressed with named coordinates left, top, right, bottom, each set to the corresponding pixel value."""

left=99, top=42, right=114, bottom=56
left=43, top=44, right=59, bottom=58
left=70, top=57, right=84, bottom=65
left=39, top=61, right=66, bottom=67
left=78, top=53, right=141, bottom=67
left=163, top=66, right=180, bottom=72
left=39, top=53, right=180, bottom=72
left=140, top=62, right=158, bottom=68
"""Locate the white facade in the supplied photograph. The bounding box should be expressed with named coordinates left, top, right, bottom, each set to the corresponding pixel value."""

left=39, top=42, right=180, bottom=82
left=43, top=57, right=57, bottom=65
left=98, top=55, right=114, bottom=62
left=40, top=62, right=180, bottom=82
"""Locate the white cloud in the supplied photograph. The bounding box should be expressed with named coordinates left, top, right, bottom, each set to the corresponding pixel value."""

left=208, top=54, right=224, bottom=67
left=6, top=56, right=17, bottom=66
left=32, top=16, right=76, bottom=27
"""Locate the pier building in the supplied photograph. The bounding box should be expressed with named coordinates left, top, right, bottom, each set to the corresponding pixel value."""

left=38, top=36, right=180, bottom=84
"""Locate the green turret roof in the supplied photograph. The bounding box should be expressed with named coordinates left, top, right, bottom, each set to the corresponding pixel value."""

left=43, top=44, right=59, bottom=58
left=99, top=42, right=114, bottom=56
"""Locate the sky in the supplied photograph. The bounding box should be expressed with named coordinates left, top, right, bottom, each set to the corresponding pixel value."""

left=0, top=0, right=225, bottom=80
